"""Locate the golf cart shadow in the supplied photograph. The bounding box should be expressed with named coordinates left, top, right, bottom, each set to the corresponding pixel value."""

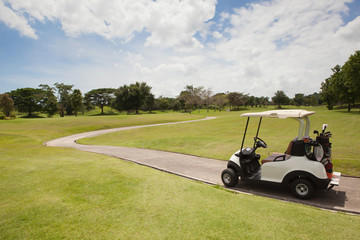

left=233, top=180, right=347, bottom=209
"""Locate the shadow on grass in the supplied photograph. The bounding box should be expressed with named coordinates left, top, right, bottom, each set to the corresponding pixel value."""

left=19, top=115, right=45, bottom=119
left=336, top=110, right=360, bottom=115
left=89, top=112, right=120, bottom=116
left=334, top=104, right=360, bottom=114
left=89, top=111, right=158, bottom=116
left=229, top=107, right=250, bottom=111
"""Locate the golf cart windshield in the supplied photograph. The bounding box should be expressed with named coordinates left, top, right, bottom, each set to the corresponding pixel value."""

left=241, top=110, right=315, bottom=139
left=239, top=110, right=315, bottom=151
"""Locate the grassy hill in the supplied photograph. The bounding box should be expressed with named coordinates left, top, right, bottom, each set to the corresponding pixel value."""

left=1, top=108, right=359, bottom=239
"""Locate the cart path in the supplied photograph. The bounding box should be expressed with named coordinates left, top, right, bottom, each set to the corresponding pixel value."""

left=45, top=117, right=360, bottom=215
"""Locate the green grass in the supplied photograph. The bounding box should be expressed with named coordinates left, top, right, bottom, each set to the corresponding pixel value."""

left=80, top=106, right=360, bottom=176
left=1, top=110, right=360, bottom=239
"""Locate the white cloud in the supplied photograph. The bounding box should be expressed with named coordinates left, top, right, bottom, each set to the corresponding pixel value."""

left=336, top=15, right=360, bottom=42
left=0, top=0, right=37, bottom=39
left=212, top=31, right=222, bottom=39
left=145, top=0, right=216, bottom=51
left=1, top=0, right=216, bottom=51
left=205, top=0, right=359, bottom=97
left=1, top=0, right=360, bottom=99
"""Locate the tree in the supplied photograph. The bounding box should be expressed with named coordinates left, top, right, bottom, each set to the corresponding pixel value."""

left=54, top=82, right=74, bottom=116
left=272, top=90, right=290, bottom=108
left=9, top=88, right=44, bottom=116
left=321, top=77, right=336, bottom=110
left=135, top=82, right=152, bottom=114
left=71, top=89, right=84, bottom=117
left=143, top=94, right=155, bottom=113
left=304, top=93, right=319, bottom=106
left=112, top=82, right=152, bottom=114
left=201, top=88, right=213, bottom=112
left=246, top=96, right=256, bottom=108
left=293, top=93, right=305, bottom=107
left=157, top=96, right=170, bottom=112
left=113, top=85, right=133, bottom=114
left=227, top=92, right=246, bottom=110
left=212, top=93, right=228, bottom=111
left=259, top=96, right=269, bottom=108
left=0, top=93, right=15, bottom=117
left=320, top=51, right=360, bottom=111
left=321, top=67, right=340, bottom=110
left=333, top=65, right=354, bottom=111
left=341, top=50, right=360, bottom=111
left=178, top=85, right=203, bottom=113
left=39, top=84, right=58, bottom=117
left=171, top=99, right=182, bottom=112
left=84, top=88, right=115, bottom=114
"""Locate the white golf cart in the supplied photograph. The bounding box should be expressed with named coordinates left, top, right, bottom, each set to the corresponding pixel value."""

left=221, top=109, right=341, bottom=199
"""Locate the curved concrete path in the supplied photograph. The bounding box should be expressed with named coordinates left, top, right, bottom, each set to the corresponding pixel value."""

left=45, top=117, right=360, bottom=215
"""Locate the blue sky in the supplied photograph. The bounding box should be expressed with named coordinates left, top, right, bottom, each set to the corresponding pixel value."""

left=1, top=0, right=360, bottom=98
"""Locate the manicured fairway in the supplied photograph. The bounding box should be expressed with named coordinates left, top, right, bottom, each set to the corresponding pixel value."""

left=1, top=111, right=360, bottom=239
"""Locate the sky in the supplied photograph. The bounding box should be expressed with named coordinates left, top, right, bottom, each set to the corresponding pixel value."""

left=1, top=0, right=360, bottom=98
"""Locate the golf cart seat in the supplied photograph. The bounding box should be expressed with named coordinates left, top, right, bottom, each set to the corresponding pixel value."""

left=261, top=138, right=296, bottom=164
left=261, top=153, right=291, bottom=164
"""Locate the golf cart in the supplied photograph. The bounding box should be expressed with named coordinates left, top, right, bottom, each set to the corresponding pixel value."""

left=221, top=110, right=341, bottom=199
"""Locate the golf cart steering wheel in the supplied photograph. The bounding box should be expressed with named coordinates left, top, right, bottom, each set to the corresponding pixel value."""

left=254, top=137, right=267, bottom=148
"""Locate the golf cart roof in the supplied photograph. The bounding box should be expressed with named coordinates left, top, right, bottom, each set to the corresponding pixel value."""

left=241, top=109, right=315, bottom=119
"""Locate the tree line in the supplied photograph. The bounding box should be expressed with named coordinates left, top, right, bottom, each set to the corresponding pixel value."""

left=1, top=82, right=322, bottom=118
left=1, top=50, right=358, bottom=118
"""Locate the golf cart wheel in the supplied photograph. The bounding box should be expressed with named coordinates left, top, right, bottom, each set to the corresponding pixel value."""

left=291, top=178, right=314, bottom=200
left=221, top=168, right=238, bottom=187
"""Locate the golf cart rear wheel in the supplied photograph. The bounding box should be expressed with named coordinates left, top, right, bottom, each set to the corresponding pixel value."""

left=221, top=168, right=238, bottom=187
left=291, top=178, right=314, bottom=200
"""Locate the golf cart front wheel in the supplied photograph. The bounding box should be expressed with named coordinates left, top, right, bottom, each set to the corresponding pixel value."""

left=291, top=178, right=314, bottom=200
left=221, top=168, right=238, bottom=187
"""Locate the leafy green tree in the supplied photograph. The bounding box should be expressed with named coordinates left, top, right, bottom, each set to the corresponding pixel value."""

left=341, top=50, right=360, bottom=111
left=227, top=92, right=246, bottom=110
left=84, top=88, right=115, bottom=114
left=171, top=99, right=182, bottom=112
left=321, top=67, right=340, bottom=110
left=304, top=93, right=319, bottom=106
left=144, top=94, right=155, bottom=113
left=71, top=89, right=84, bottom=117
left=178, top=85, right=203, bottom=113
left=39, top=84, right=58, bottom=117
left=333, top=64, right=355, bottom=111
left=321, top=78, right=336, bottom=110
left=0, top=93, right=15, bottom=117
left=247, top=96, right=256, bottom=108
left=134, top=82, right=152, bottom=114
left=54, top=82, right=74, bottom=116
left=112, top=85, right=131, bottom=114
left=9, top=88, right=44, bottom=116
left=272, top=90, right=290, bottom=108
left=157, top=96, right=170, bottom=112
left=212, top=93, right=228, bottom=111
left=201, top=88, right=213, bottom=112
left=259, top=96, right=269, bottom=108
left=178, top=90, right=191, bottom=112
left=113, top=82, right=152, bottom=114
left=321, top=51, right=360, bottom=111
left=293, top=93, right=305, bottom=107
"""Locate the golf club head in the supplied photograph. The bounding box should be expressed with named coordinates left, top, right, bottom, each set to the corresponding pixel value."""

left=322, top=124, right=328, bottom=133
